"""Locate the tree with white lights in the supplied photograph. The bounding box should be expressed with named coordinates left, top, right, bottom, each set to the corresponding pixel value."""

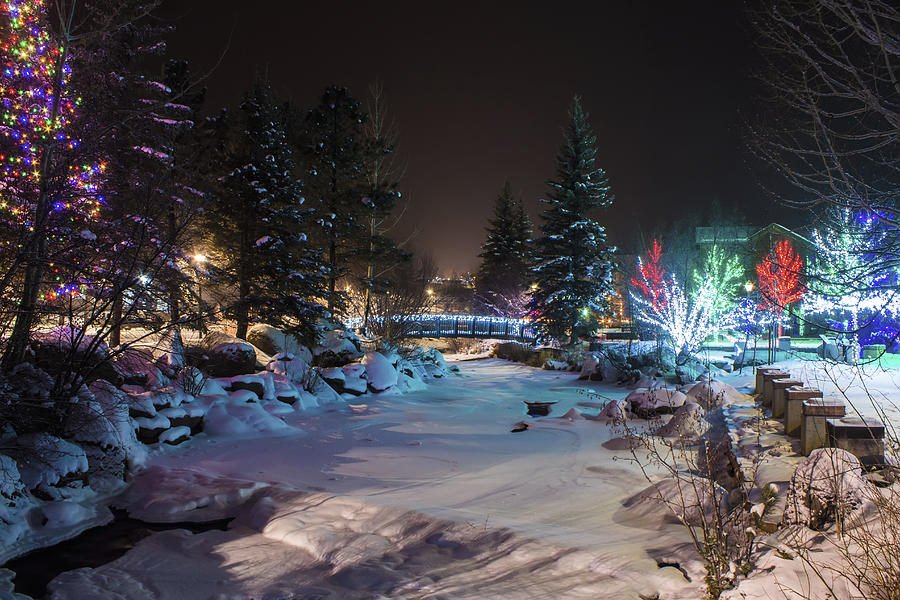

left=692, top=243, right=743, bottom=323
left=533, top=96, right=615, bottom=341
left=804, top=209, right=900, bottom=355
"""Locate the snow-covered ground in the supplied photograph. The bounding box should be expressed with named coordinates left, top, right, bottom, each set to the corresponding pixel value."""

left=45, top=359, right=703, bottom=600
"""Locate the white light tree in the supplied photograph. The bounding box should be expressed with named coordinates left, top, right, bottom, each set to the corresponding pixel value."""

left=632, top=242, right=741, bottom=363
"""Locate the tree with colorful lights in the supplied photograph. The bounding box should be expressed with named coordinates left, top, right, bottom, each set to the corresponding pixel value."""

left=0, top=0, right=106, bottom=365
left=631, top=238, right=666, bottom=311
left=532, top=96, right=615, bottom=341
left=692, top=243, right=743, bottom=323
left=755, top=239, right=804, bottom=337
left=804, top=209, right=900, bottom=355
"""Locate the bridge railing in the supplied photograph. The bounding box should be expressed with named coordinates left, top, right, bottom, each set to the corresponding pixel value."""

left=344, top=314, right=537, bottom=341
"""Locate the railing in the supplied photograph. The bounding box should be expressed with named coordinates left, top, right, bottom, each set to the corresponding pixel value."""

left=344, top=314, right=538, bottom=342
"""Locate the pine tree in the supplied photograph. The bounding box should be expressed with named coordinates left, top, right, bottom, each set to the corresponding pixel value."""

left=475, top=181, right=532, bottom=315
left=532, top=97, right=615, bottom=341
left=205, top=81, right=324, bottom=342
left=299, top=86, right=369, bottom=317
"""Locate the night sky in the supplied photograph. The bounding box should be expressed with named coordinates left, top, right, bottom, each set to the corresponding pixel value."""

left=160, top=0, right=789, bottom=274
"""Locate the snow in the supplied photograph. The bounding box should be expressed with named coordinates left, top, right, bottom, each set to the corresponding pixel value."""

left=49, top=359, right=701, bottom=599
left=14, top=434, right=88, bottom=489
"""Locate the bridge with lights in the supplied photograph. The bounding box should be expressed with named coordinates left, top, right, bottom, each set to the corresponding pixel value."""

left=344, top=314, right=538, bottom=342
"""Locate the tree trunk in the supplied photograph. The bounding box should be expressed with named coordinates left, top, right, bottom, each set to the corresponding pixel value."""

left=3, top=25, right=71, bottom=367
left=109, top=294, right=123, bottom=348
left=236, top=229, right=250, bottom=340
left=362, top=212, right=375, bottom=334
left=167, top=202, right=180, bottom=325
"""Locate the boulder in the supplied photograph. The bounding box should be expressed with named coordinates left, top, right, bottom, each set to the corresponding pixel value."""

left=312, top=321, right=363, bottom=367
left=340, top=364, right=368, bottom=395
left=675, top=359, right=707, bottom=384
left=362, top=352, right=398, bottom=392
left=247, top=324, right=312, bottom=363
left=29, top=327, right=122, bottom=385
left=626, top=388, right=687, bottom=418
left=114, top=347, right=168, bottom=389
left=597, top=399, right=628, bottom=422
left=685, top=379, right=744, bottom=410
left=656, top=402, right=707, bottom=438
left=783, top=447, right=873, bottom=529
left=206, top=341, right=256, bottom=377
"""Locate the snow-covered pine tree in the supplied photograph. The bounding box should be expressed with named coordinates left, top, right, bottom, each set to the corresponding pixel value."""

left=299, top=86, right=370, bottom=317
left=475, top=181, right=533, bottom=316
left=532, top=96, right=615, bottom=341
left=206, top=80, right=325, bottom=342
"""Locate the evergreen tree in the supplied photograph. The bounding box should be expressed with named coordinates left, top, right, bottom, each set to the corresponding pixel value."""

left=205, top=81, right=324, bottom=342
left=532, top=97, right=615, bottom=341
left=299, top=86, right=369, bottom=317
left=475, top=181, right=532, bottom=314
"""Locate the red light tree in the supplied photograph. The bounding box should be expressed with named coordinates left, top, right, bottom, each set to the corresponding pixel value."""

left=756, top=239, right=805, bottom=335
left=631, top=238, right=667, bottom=311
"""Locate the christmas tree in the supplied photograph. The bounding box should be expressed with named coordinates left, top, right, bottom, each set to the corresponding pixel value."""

left=0, top=0, right=105, bottom=364
left=532, top=97, right=615, bottom=341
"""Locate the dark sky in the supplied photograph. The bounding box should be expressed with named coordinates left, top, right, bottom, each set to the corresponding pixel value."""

left=160, top=0, right=787, bottom=274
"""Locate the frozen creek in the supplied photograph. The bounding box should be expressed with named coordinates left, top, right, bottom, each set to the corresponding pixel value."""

left=44, top=359, right=703, bottom=600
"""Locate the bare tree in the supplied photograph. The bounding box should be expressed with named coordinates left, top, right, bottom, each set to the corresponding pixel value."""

left=750, top=0, right=899, bottom=222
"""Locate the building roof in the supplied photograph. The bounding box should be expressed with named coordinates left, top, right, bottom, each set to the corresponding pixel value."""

left=748, top=223, right=815, bottom=249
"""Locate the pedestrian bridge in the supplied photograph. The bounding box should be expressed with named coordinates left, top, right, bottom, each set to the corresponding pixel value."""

left=344, top=314, right=537, bottom=342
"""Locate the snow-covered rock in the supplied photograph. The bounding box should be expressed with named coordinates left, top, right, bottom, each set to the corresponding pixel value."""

left=154, top=328, right=185, bottom=378
left=0, top=455, right=25, bottom=499
left=266, top=354, right=311, bottom=386
left=362, top=352, right=398, bottom=392
left=247, top=324, right=313, bottom=363
left=596, top=399, right=628, bottom=422
left=312, top=321, right=363, bottom=367
left=67, top=379, right=146, bottom=471
left=684, top=379, right=744, bottom=409
left=626, top=388, right=687, bottom=417
left=114, top=347, right=168, bottom=389
left=202, top=400, right=291, bottom=437
left=29, top=327, right=120, bottom=384
left=13, top=434, right=88, bottom=492
left=159, top=426, right=191, bottom=446
left=783, top=448, right=873, bottom=529
left=656, top=402, right=707, bottom=438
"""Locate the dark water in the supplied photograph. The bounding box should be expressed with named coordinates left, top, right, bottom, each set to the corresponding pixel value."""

left=3, top=509, right=230, bottom=599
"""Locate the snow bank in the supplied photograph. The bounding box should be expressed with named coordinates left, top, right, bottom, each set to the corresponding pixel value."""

left=114, top=465, right=268, bottom=523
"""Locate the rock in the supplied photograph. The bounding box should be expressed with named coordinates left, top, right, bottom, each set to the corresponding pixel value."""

left=685, top=379, right=744, bottom=409
left=362, top=352, right=398, bottom=392
left=159, top=426, right=191, bottom=446
left=247, top=324, right=312, bottom=363
left=312, top=321, right=363, bottom=367
left=29, top=327, right=123, bottom=385
left=114, top=347, right=168, bottom=389
left=783, top=448, right=872, bottom=529
left=266, top=354, right=311, bottom=386
left=225, top=377, right=265, bottom=399
left=626, top=388, right=687, bottom=418
left=675, top=360, right=707, bottom=384
left=206, top=341, right=256, bottom=377
left=596, top=399, right=628, bottom=422
left=656, top=402, right=707, bottom=438
left=341, top=364, right=368, bottom=395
